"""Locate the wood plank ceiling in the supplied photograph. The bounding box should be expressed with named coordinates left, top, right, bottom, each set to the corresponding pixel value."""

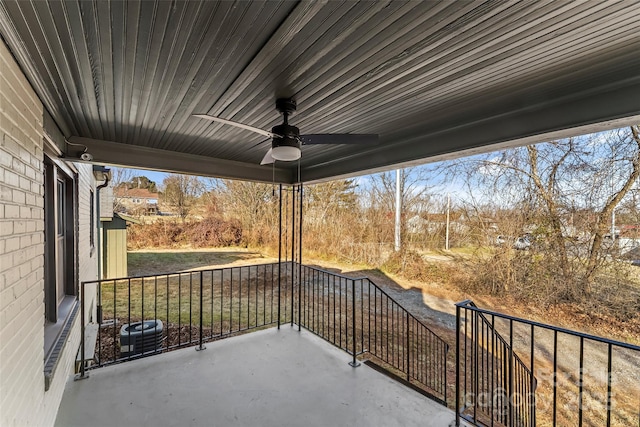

left=1, top=0, right=639, bottom=183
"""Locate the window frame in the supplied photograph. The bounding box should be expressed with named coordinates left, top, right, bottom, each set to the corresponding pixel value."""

left=43, top=155, right=79, bottom=389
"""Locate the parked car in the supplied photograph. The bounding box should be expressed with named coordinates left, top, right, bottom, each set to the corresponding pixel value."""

left=513, top=235, right=532, bottom=250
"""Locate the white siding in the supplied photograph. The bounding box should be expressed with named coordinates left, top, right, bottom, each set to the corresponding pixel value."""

left=99, top=184, right=113, bottom=220
left=75, top=162, right=99, bottom=322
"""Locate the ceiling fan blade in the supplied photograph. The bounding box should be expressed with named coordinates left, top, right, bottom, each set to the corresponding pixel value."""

left=300, top=134, right=379, bottom=145
left=250, top=138, right=271, bottom=149
left=260, top=148, right=275, bottom=165
left=193, top=114, right=277, bottom=138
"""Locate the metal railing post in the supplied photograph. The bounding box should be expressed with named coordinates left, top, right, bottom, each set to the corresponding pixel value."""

left=196, top=270, right=206, bottom=351
left=406, top=313, right=410, bottom=382
left=508, top=319, right=514, bottom=427
left=444, top=343, right=448, bottom=407
left=291, top=186, right=295, bottom=327
left=277, top=183, right=282, bottom=329
left=455, top=304, right=461, bottom=426
left=298, top=184, right=303, bottom=332
left=473, top=311, right=479, bottom=423
left=349, top=279, right=360, bottom=367
left=75, top=281, right=88, bottom=380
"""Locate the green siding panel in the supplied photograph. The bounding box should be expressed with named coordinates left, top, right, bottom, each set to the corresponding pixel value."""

left=104, top=221, right=127, bottom=279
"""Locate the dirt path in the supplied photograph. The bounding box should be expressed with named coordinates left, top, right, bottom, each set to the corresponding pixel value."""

left=300, top=257, right=463, bottom=328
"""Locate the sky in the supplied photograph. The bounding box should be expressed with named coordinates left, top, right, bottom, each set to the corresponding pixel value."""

left=122, top=168, right=170, bottom=186
left=112, top=128, right=638, bottom=210
left=116, top=164, right=466, bottom=198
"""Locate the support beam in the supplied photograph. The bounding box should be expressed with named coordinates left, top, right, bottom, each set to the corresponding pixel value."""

left=66, top=136, right=293, bottom=183
left=301, top=79, right=640, bottom=183
left=394, top=169, right=402, bottom=252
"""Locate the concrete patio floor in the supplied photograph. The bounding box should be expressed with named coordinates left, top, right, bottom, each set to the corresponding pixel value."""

left=55, top=326, right=458, bottom=427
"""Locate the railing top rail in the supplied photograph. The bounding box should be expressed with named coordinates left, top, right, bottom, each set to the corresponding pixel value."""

left=81, top=261, right=283, bottom=286
left=457, top=300, right=640, bottom=351
left=303, top=263, right=448, bottom=349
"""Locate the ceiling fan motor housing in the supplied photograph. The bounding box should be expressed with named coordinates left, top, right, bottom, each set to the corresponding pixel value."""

left=272, top=124, right=301, bottom=149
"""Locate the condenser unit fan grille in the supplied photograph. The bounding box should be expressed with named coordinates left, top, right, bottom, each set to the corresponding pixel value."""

left=119, top=319, right=164, bottom=358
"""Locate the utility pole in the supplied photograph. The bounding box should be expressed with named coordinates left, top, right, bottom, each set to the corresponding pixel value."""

left=611, top=207, right=616, bottom=239
left=445, top=193, right=450, bottom=251
left=395, top=169, right=402, bottom=252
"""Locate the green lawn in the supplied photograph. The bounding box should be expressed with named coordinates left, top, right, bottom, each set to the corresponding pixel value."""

left=127, top=249, right=269, bottom=276
left=100, top=266, right=291, bottom=331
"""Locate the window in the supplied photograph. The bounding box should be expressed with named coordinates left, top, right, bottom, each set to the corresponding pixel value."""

left=57, top=180, right=64, bottom=234
left=43, top=157, right=78, bottom=388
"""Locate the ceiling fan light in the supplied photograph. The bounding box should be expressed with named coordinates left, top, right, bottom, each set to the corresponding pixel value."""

left=271, top=145, right=301, bottom=161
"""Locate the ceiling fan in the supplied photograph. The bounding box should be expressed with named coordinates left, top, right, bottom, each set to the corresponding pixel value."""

left=193, top=98, right=379, bottom=165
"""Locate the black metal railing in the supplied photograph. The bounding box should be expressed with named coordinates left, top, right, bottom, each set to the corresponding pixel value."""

left=456, top=301, right=535, bottom=427
left=455, top=300, right=640, bottom=427
left=78, top=262, right=293, bottom=375
left=297, top=264, right=449, bottom=405
left=78, top=261, right=450, bottom=407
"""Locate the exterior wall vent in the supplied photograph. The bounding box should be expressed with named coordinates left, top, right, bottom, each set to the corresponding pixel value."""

left=120, top=320, right=164, bottom=357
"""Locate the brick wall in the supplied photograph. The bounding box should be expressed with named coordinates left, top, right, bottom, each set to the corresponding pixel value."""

left=0, top=34, right=47, bottom=426
left=0, top=37, right=97, bottom=426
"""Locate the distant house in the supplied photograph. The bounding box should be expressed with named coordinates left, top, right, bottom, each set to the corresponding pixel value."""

left=618, top=224, right=640, bottom=256
left=114, top=187, right=159, bottom=215
left=619, top=224, right=640, bottom=237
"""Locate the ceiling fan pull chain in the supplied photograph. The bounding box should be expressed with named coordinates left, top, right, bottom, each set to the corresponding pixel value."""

left=272, top=162, right=276, bottom=197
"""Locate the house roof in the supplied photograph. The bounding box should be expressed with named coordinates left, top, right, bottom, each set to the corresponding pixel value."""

left=1, top=1, right=639, bottom=184
left=115, top=213, right=142, bottom=225
left=422, top=213, right=463, bottom=223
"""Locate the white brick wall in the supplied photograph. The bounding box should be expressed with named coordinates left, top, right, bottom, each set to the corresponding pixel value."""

left=1, top=34, right=47, bottom=426
left=1, top=37, right=98, bottom=426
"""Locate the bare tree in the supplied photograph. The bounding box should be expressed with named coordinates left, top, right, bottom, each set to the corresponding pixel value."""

left=216, top=180, right=279, bottom=246
left=162, top=174, right=204, bottom=222
left=368, top=168, right=431, bottom=214
left=584, top=126, right=640, bottom=281
left=366, top=167, right=432, bottom=251
left=304, top=179, right=357, bottom=224
left=110, top=167, right=134, bottom=213
left=444, top=126, right=640, bottom=301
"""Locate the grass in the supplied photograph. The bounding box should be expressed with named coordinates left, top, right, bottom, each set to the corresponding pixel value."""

left=101, top=266, right=290, bottom=327
left=127, top=248, right=271, bottom=276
